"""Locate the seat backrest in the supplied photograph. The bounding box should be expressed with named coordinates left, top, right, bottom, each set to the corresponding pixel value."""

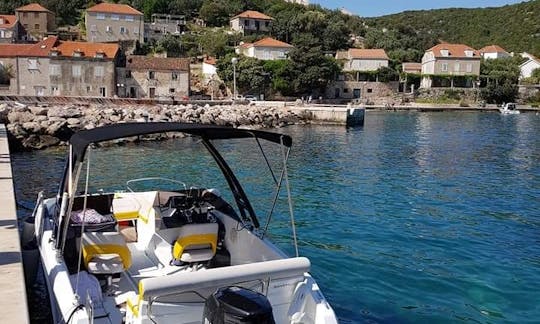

left=81, top=232, right=132, bottom=271
left=172, top=223, right=219, bottom=262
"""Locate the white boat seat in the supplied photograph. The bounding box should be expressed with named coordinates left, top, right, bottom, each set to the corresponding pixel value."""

left=172, top=223, right=219, bottom=263
left=82, top=232, right=132, bottom=274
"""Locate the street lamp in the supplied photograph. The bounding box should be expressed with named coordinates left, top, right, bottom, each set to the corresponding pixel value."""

left=231, top=57, right=238, bottom=100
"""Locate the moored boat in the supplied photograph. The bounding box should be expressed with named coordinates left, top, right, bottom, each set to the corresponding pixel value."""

left=31, top=123, right=338, bottom=324
left=499, top=102, right=520, bottom=114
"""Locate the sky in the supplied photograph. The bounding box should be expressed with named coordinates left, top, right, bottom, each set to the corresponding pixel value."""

left=311, top=0, right=528, bottom=17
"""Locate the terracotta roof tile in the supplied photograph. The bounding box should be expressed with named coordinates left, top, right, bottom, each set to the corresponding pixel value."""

left=427, top=43, right=479, bottom=58
left=0, top=37, right=119, bottom=59
left=0, top=15, right=17, bottom=29
left=479, top=45, right=508, bottom=54
left=54, top=40, right=119, bottom=59
left=242, top=37, right=293, bottom=48
left=0, top=44, right=32, bottom=57
left=16, top=3, right=52, bottom=13
left=232, top=10, right=273, bottom=20
left=348, top=48, right=389, bottom=60
left=87, top=3, right=143, bottom=16
left=402, top=62, right=422, bottom=73
left=335, top=50, right=349, bottom=60
left=126, top=55, right=190, bottom=71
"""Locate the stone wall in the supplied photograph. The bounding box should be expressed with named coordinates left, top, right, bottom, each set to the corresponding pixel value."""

left=0, top=102, right=308, bottom=150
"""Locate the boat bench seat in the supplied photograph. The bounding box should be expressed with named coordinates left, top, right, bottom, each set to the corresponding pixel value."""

left=82, top=232, right=132, bottom=274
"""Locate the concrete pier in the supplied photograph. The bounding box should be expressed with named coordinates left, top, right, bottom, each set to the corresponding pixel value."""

left=0, top=124, right=29, bottom=323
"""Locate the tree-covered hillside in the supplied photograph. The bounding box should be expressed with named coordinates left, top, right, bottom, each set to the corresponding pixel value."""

left=364, top=0, right=540, bottom=56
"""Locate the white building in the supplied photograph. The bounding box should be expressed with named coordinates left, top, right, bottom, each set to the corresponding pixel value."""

left=285, top=0, right=309, bottom=5
left=237, top=37, right=293, bottom=60
left=230, top=10, right=273, bottom=35
left=479, top=45, right=510, bottom=59
left=519, top=53, right=540, bottom=80
left=337, top=48, right=389, bottom=72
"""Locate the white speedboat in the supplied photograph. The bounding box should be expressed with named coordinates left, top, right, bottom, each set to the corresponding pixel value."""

left=499, top=103, right=520, bottom=114
left=31, top=123, right=338, bottom=324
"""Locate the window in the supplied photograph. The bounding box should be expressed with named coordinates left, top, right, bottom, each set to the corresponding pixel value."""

left=466, top=63, right=473, bottom=73
left=28, top=59, right=38, bottom=70
left=99, top=87, right=106, bottom=97
left=265, top=21, right=270, bottom=28
left=441, top=63, right=448, bottom=72
left=149, top=87, right=156, bottom=98
left=454, top=63, right=460, bottom=72
left=125, top=70, right=132, bottom=78
left=23, top=12, right=27, bottom=18
left=148, top=71, right=155, bottom=79
left=465, top=50, right=474, bottom=57
left=72, top=65, right=81, bottom=77
left=34, top=24, right=40, bottom=30
left=34, top=12, right=39, bottom=19
left=49, top=64, right=61, bottom=76
left=94, top=66, right=104, bottom=77
left=86, top=86, right=92, bottom=93
left=134, top=27, right=139, bottom=34
left=440, top=49, right=449, bottom=57
left=111, top=14, right=119, bottom=20
left=51, top=86, right=59, bottom=95
left=90, top=24, right=97, bottom=32
left=244, top=20, right=249, bottom=26
left=106, top=26, right=112, bottom=33
left=171, top=72, right=178, bottom=80
left=120, top=26, right=126, bottom=34
left=367, top=88, right=373, bottom=93
left=343, top=88, right=349, bottom=93
left=97, top=13, right=105, bottom=20
left=125, top=15, right=134, bottom=22
left=169, top=88, right=175, bottom=93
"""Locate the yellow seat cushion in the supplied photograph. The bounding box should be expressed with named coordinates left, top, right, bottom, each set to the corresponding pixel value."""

left=172, top=223, right=219, bottom=262
left=82, top=232, right=132, bottom=271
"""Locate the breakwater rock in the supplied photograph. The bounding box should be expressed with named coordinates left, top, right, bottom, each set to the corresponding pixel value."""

left=0, top=102, right=308, bottom=150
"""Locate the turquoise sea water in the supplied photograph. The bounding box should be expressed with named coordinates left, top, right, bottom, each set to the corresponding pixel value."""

left=12, top=111, right=540, bottom=323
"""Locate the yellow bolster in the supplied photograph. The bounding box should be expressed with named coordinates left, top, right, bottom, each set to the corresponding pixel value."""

left=113, top=210, right=140, bottom=221
left=173, top=234, right=218, bottom=260
left=82, top=244, right=132, bottom=270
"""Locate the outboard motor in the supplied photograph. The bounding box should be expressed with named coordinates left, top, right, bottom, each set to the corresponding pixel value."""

left=203, top=286, right=275, bottom=324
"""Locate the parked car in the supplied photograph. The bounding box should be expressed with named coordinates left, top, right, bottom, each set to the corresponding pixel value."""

left=244, top=95, right=258, bottom=101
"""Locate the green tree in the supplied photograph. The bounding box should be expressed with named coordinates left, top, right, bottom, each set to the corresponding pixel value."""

left=199, top=0, right=242, bottom=27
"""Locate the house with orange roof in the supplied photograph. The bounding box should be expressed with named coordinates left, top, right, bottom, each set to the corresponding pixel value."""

left=15, top=3, right=55, bottom=41
left=85, top=3, right=144, bottom=43
left=237, top=37, right=293, bottom=60
left=0, top=36, right=119, bottom=97
left=421, top=43, right=481, bottom=88
left=116, top=55, right=190, bottom=99
left=0, top=15, right=22, bottom=43
left=519, top=53, right=540, bottom=80
left=230, top=10, right=273, bottom=35
left=479, top=45, right=511, bottom=59
left=337, top=48, right=389, bottom=72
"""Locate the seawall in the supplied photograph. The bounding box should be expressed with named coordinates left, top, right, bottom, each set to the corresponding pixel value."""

left=0, top=124, right=30, bottom=323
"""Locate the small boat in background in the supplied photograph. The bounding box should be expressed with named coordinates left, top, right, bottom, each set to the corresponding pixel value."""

left=499, top=103, right=520, bottom=115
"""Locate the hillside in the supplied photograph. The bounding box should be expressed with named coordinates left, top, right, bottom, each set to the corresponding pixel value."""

left=364, top=0, right=540, bottom=56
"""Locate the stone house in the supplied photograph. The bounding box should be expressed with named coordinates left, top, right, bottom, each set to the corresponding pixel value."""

left=0, top=36, right=119, bottom=97
left=519, top=53, right=540, bottom=80
left=479, top=45, right=511, bottom=59
left=15, top=3, right=56, bottom=41
left=337, top=48, right=389, bottom=72
left=117, top=55, right=190, bottom=99
left=230, top=10, right=273, bottom=35
left=402, top=62, right=422, bottom=74
left=85, top=3, right=144, bottom=43
left=421, top=43, right=481, bottom=88
left=145, top=14, right=186, bottom=43
left=326, top=80, right=397, bottom=101
left=0, top=15, right=22, bottom=43
left=237, top=37, right=293, bottom=60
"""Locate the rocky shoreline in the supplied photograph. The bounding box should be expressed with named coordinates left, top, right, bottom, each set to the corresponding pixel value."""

left=0, top=102, right=309, bottom=150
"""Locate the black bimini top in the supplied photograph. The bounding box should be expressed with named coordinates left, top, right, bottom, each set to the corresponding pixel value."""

left=69, top=122, right=292, bottom=163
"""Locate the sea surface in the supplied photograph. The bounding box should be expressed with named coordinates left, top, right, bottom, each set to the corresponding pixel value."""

left=12, top=111, right=540, bottom=323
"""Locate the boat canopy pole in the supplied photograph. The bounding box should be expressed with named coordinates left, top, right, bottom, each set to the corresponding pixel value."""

left=74, top=147, right=92, bottom=302
left=202, top=139, right=260, bottom=228
left=254, top=137, right=278, bottom=186
left=261, top=150, right=288, bottom=238
left=281, top=138, right=299, bottom=257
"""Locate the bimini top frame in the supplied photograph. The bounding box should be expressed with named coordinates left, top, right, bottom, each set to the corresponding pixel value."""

left=54, top=123, right=293, bottom=251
